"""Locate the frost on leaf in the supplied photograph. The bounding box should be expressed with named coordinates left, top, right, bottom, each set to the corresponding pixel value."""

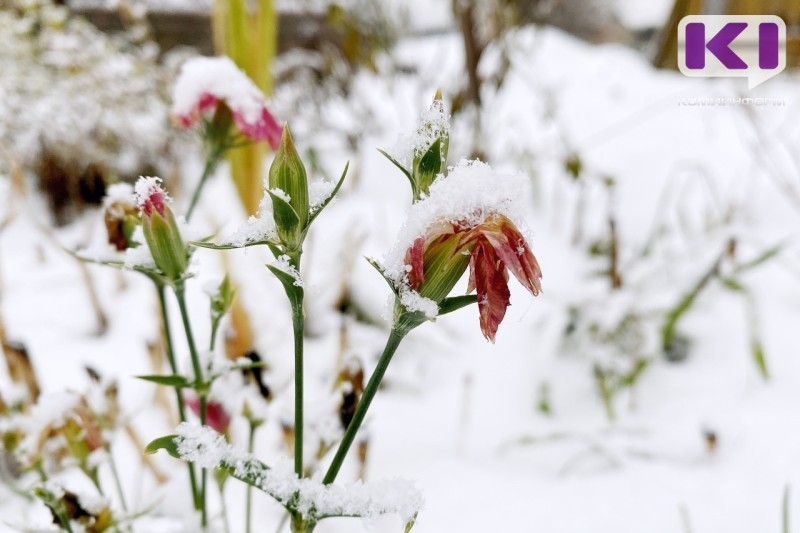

left=170, top=423, right=424, bottom=523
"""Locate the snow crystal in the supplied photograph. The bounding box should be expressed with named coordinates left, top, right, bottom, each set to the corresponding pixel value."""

left=102, top=182, right=135, bottom=209
left=172, top=56, right=268, bottom=127
left=269, top=187, right=291, bottom=203
left=124, top=239, right=156, bottom=270
left=222, top=194, right=277, bottom=247
left=399, top=288, right=438, bottom=319
left=174, top=423, right=423, bottom=522
left=381, top=159, right=530, bottom=285
left=309, top=180, right=336, bottom=211
left=271, top=255, right=303, bottom=287
left=390, top=97, right=450, bottom=167
left=133, top=176, right=171, bottom=210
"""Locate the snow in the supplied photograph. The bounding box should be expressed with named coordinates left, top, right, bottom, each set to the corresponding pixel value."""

left=102, top=182, right=135, bottom=210
left=222, top=195, right=278, bottom=246
left=134, top=175, right=172, bottom=211
left=381, top=159, right=531, bottom=285
left=174, top=423, right=423, bottom=522
left=390, top=97, right=450, bottom=167
left=399, top=288, right=438, bottom=318
left=271, top=255, right=303, bottom=287
left=172, top=56, right=269, bottom=127
left=3, top=2, right=800, bottom=532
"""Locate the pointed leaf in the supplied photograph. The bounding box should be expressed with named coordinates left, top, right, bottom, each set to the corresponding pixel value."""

left=405, top=513, right=419, bottom=533
left=438, top=295, right=478, bottom=316
left=144, top=435, right=181, bottom=457
left=734, top=242, right=785, bottom=274
left=307, top=161, right=349, bottom=226
left=268, top=190, right=303, bottom=249
left=752, top=338, right=769, bottom=381
left=266, top=264, right=303, bottom=308
left=136, top=374, right=191, bottom=388
left=365, top=257, right=398, bottom=295
left=414, top=138, right=442, bottom=195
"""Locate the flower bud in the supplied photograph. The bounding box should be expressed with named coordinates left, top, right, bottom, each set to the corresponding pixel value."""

left=135, top=177, right=187, bottom=281
left=412, top=91, right=449, bottom=198
left=103, top=183, right=139, bottom=251
left=268, top=125, right=309, bottom=250
left=405, top=222, right=473, bottom=303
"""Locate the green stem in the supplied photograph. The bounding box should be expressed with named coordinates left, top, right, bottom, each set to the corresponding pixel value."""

left=218, top=477, right=231, bottom=533
left=175, top=284, right=208, bottom=528
left=107, top=448, right=128, bottom=512
left=186, top=153, right=221, bottom=222
left=322, top=327, right=407, bottom=484
left=156, top=284, right=200, bottom=509
left=246, top=421, right=257, bottom=533
left=292, top=285, right=305, bottom=478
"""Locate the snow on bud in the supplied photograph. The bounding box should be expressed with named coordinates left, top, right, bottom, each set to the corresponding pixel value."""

left=411, top=90, right=449, bottom=198
left=386, top=91, right=450, bottom=201
left=134, top=177, right=187, bottom=281
left=102, top=183, right=139, bottom=251
left=171, top=56, right=282, bottom=148
left=268, top=125, right=309, bottom=251
left=387, top=160, right=542, bottom=341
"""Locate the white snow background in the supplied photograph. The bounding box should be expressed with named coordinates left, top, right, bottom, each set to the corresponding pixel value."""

left=2, top=1, right=800, bottom=532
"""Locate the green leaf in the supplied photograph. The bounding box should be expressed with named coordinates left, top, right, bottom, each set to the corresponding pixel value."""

left=734, top=242, right=785, bottom=274
left=378, top=148, right=417, bottom=198
left=268, top=190, right=303, bottom=250
left=191, top=240, right=261, bottom=250
left=405, top=513, right=419, bottom=533
left=210, top=275, right=235, bottom=319
left=751, top=338, right=769, bottom=381
left=438, top=294, right=478, bottom=316
left=266, top=263, right=303, bottom=308
left=414, top=138, right=442, bottom=196
left=365, top=257, right=397, bottom=295
left=144, top=435, right=180, bottom=458
left=718, top=277, right=746, bottom=292
left=136, top=374, right=191, bottom=388
left=307, top=161, right=349, bottom=226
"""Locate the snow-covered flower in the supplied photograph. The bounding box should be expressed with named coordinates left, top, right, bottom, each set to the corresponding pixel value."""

left=172, top=56, right=282, bottom=148
left=384, top=159, right=543, bottom=341
left=405, top=214, right=541, bottom=341
left=134, top=176, right=188, bottom=281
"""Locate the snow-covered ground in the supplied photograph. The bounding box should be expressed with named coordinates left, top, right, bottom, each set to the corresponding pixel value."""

left=2, top=4, right=800, bottom=532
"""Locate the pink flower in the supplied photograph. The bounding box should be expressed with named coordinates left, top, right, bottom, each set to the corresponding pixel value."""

left=186, top=394, right=231, bottom=434
left=172, top=57, right=282, bottom=149
left=405, top=214, right=542, bottom=342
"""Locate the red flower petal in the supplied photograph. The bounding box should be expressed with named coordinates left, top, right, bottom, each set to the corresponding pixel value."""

left=480, top=215, right=542, bottom=296
left=405, top=236, right=426, bottom=290
left=470, top=239, right=511, bottom=343
left=233, top=106, right=283, bottom=148
left=186, top=395, right=231, bottom=434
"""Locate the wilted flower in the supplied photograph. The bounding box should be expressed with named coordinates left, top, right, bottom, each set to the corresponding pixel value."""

left=186, top=395, right=231, bottom=435
left=384, top=159, right=542, bottom=342
left=134, top=176, right=188, bottom=281
left=172, top=56, right=282, bottom=149
left=406, top=214, right=541, bottom=341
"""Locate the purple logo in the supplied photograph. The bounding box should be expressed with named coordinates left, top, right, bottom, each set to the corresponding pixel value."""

left=678, top=16, right=786, bottom=89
